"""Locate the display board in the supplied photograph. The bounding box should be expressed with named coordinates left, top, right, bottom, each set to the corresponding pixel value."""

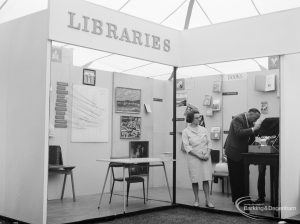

left=71, top=85, right=109, bottom=142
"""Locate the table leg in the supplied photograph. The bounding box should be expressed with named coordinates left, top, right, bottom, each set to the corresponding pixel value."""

left=146, top=171, right=149, bottom=201
left=162, top=162, right=172, bottom=202
left=227, top=176, right=229, bottom=197
left=123, top=166, right=126, bottom=213
left=70, top=171, right=76, bottom=202
left=270, top=165, right=274, bottom=207
left=274, top=164, right=279, bottom=217
left=61, top=174, right=67, bottom=200
left=244, top=162, right=250, bottom=197
left=98, top=165, right=110, bottom=209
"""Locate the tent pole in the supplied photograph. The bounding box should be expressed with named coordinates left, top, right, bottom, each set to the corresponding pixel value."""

left=172, top=66, right=178, bottom=204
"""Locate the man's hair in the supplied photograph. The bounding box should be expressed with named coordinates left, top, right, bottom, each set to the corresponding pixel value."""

left=248, top=108, right=261, bottom=114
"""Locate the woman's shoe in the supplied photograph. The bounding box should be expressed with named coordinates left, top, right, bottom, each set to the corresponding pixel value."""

left=205, top=201, right=215, bottom=208
left=193, top=201, right=199, bottom=207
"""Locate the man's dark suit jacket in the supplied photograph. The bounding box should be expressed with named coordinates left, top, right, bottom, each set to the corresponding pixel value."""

left=224, top=113, right=256, bottom=161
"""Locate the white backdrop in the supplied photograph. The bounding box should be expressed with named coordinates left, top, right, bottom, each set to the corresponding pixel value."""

left=72, top=85, right=109, bottom=142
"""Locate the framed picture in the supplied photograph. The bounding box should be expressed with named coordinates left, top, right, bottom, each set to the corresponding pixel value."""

left=83, top=69, right=96, bottom=86
left=129, top=141, right=149, bottom=175
left=115, top=87, right=141, bottom=113
left=203, top=95, right=212, bottom=106
left=261, top=101, right=268, bottom=114
left=176, top=92, right=187, bottom=107
left=120, top=116, right=141, bottom=139
left=206, top=108, right=213, bottom=117
left=213, top=80, right=222, bottom=92
left=212, top=99, right=221, bottom=111
left=176, top=79, right=185, bottom=90
left=210, top=127, right=221, bottom=140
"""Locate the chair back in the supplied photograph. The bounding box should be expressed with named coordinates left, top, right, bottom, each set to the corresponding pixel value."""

left=211, top=149, right=220, bottom=163
left=49, top=145, right=63, bottom=166
left=128, top=163, right=149, bottom=177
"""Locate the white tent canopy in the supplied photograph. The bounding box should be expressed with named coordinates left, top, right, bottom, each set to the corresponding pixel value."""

left=2, top=0, right=298, bottom=79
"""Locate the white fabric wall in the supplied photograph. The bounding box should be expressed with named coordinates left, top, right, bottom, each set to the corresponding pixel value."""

left=48, top=55, right=174, bottom=198
left=152, top=80, right=173, bottom=189
left=176, top=72, right=279, bottom=199
left=0, top=11, right=49, bottom=224
left=280, top=53, right=300, bottom=219
left=48, top=61, right=113, bottom=199
left=180, top=7, right=300, bottom=67
left=0, top=20, right=9, bottom=213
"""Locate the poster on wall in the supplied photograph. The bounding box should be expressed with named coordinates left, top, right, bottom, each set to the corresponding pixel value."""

left=268, top=56, right=280, bottom=70
left=176, top=92, right=187, bottom=107
left=203, top=95, right=212, bottom=106
left=129, top=141, right=149, bottom=175
left=261, top=101, right=269, bottom=114
left=212, top=80, right=222, bottom=92
left=176, top=79, right=185, bottom=90
left=210, top=127, right=221, bottom=140
left=54, top=82, right=69, bottom=128
left=120, top=116, right=141, bottom=139
left=206, top=108, right=213, bottom=117
left=51, top=46, right=62, bottom=63
left=115, top=87, right=141, bottom=113
left=71, top=85, right=109, bottom=142
left=83, top=69, right=96, bottom=86
left=212, top=99, right=221, bottom=111
left=265, top=74, right=276, bottom=91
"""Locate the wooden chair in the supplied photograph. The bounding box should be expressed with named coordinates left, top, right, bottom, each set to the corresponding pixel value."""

left=109, top=162, right=148, bottom=206
left=48, top=145, right=76, bottom=202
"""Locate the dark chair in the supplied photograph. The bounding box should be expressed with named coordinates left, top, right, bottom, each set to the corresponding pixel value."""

left=109, top=162, right=148, bottom=206
left=48, top=145, right=76, bottom=201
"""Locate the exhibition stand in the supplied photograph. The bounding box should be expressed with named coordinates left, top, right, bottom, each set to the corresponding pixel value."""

left=1, top=0, right=300, bottom=223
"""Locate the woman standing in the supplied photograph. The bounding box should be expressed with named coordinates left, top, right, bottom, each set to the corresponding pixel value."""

left=182, top=111, right=214, bottom=208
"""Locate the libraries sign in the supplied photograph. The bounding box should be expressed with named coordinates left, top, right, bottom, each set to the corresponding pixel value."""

left=49, top=0, right=179, bottom=66
left=67, top=12, right=171, bottom=52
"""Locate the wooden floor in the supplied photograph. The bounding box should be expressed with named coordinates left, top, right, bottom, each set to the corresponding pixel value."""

left=47, top=187, right=276, bottom=224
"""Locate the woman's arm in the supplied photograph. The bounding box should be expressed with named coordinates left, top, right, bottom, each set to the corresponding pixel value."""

left=203, top=128, right=213, bottom=160
left=182, top=130, right=205, bottom=160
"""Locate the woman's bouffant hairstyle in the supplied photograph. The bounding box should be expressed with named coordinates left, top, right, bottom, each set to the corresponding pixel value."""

left=186, top=111, right=199, bottom=123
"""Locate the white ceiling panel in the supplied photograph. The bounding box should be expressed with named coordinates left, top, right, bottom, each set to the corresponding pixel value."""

left=92, top=54, right=150, bottom=71
left=253, top=0, right=300, bottom=14
left=188, top=1, right=212, bottom=28
left=208, top=59, right=261, bottom=74
left=68, top=46, right=111, bottom=67
left=120, top=0, right=186, bottom=24
left=160, top=0, right=189, bottom=30
left=85, top=0, right=127, bottom=10
left=197, top=0, right=258, bottom=24
left=88, top=60, right=122, bottom=72
left=253, top=57, right=268, bottom=70
left=128, top=63, right=173, bottom=77
left=0, top=0, right=47, bottom=24
left=150, top=73, right=173, bottom=80
left=177, top=65, right=220, bottom=78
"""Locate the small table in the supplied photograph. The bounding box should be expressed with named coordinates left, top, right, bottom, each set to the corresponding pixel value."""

left=97, top=158, right=173, bottom=213
left=241, top=153, right=279, bottom=217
